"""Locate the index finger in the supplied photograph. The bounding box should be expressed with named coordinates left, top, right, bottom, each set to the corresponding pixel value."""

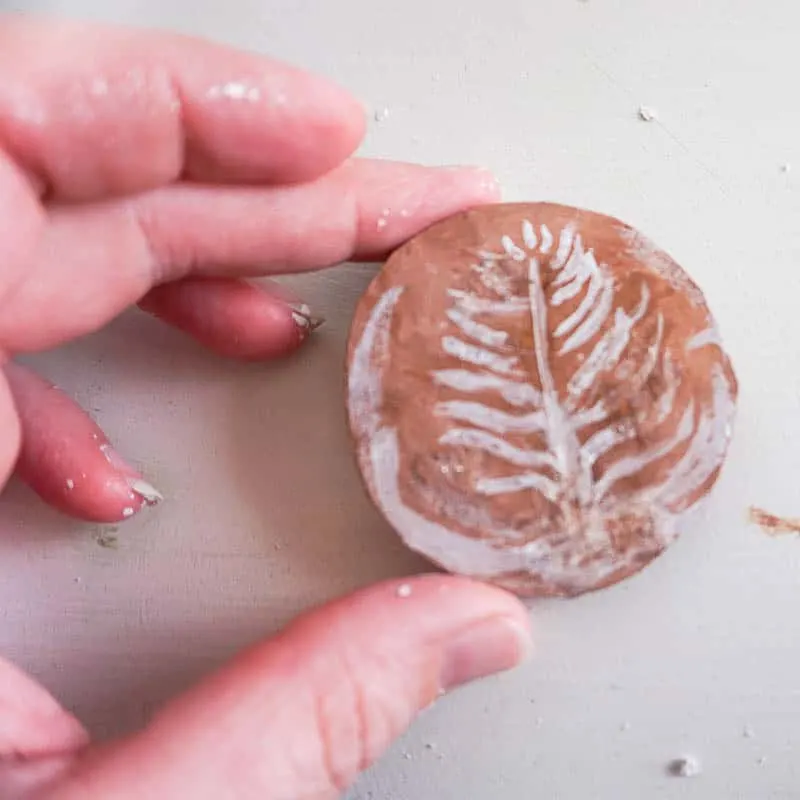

left=0, top=14, right=366, bottom=200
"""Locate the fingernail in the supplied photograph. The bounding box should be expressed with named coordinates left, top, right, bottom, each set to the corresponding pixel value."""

left=439, top=616, right=531, bottom=691
left=100, top=444, right=164, bottom=506
left=128, top=478, right=164, bottom=506
left=99, top=442, right=131, bottom=472
left=290, top=302, right=325, bottom=335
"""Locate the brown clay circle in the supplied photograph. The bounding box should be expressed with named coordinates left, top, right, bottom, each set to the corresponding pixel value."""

left=345, top=203, right=738, bottom=598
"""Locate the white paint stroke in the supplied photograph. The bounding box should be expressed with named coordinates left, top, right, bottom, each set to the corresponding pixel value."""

left=441, top=336, right=520, bottom=375
left=431, top=370, right=542, bottom=407
left=440, top=428, right=556, bottom=469
left=446, top=307, right=509, bottom=347
left=434, top=400, right=546, bottom=434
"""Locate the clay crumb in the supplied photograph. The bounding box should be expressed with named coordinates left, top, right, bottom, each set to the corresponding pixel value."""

left=95, top=531, right=119, bottom=550
left=396, top=583, right=413, bottom=598
left=780, top=162, right=792, bottom=173
left=374, top=107, right=390, bottom=122
left=757, top=756, right=767, bottom=767
left=667, top=755, right=702, bottom=778
left=637, top=105, right=658, bottom=122
left=122, top=507, right=135, bottom=518
left=743, top=725, right=755, bottom=739
left=620, top=721, right=631, bottom=732
left=748, top=506, right=800, bottom=537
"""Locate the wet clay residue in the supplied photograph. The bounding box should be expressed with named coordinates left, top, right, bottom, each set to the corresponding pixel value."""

left=749, top=506, right=800, bottom=537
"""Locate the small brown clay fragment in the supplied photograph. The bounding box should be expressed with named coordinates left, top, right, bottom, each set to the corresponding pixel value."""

left=749, top=506, right=800, bottom=537
left=346, top=203, right=738, bottom=598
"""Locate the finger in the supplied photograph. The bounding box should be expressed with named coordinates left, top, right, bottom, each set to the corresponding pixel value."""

left=0, top=147, right=44, bottom=311
left=0, top=160, right=500, bottom=352
left=46, top=576, right=531, bottom=800
left=0, top=14, right=365, bottom=200
left=5, top=362, right=163, bottom=523
left=0, top=657, right=87, bottom=759
left=0, top=369, right=21, bottom=492
left=138, top=278, right=322, bottom=361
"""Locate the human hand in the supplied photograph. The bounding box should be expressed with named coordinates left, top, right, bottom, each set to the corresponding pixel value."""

left=0, top=13, right=503, bottom=524
left=0, top=15, right=532, bottom=800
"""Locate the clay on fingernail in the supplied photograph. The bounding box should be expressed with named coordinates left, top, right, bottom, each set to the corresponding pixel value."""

left=290, top=303, right=325, bottom=334
left=128, top=478, right=164, bottom=505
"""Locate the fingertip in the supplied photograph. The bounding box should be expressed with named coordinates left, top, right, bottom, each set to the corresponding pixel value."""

left=300, top=75, right=367, bottom=177
left=436, top=165, right=503, bottom=203
left=181, top=54, right=367, bottom=185
left=345, top=160, right=505, bottom=260
left=5, top=362, right=162, bottom=523
left=139, top=278, right=320, bottom=361
left=62, top=466, right=156, bottom=524
left=0, top=657, right=89, bottom=759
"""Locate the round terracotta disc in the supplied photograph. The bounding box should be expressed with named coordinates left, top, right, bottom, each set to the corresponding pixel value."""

left=345, top=203, right=738, bottom=598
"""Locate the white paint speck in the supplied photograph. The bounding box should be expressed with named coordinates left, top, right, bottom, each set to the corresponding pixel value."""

left=122, top=507, right=135, bottom=518
left=638, top=105, right=658, bottom=122
left=399, top=208, right=411, bottom=218
left=668, top=755, right=702, bottom=778
left=374, top=107, right=390, bottom=122
left=396, top=583, right=413, bottom=598
left=65, top=479, right=75, bottom=490
left=376, top=217, right=388, bottom=231
left=207, top=82, right=261, bottom=102
left=620, top=721, right=631, bottom=732
left=743, top=725, right=755, bottom=739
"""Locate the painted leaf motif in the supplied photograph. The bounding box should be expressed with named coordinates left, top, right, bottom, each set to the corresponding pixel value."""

left=431, top=221, right=699, bottom=524
left=346, top=205, right=737, bottom=596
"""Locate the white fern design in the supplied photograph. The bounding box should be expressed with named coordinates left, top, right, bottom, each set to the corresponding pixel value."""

left=348, top=215, right=736, bottom=591
left=431, top=220, right=693, bottom=534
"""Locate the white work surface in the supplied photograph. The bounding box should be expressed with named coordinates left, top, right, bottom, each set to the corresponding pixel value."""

left=1, top=1, right=799, bottom=797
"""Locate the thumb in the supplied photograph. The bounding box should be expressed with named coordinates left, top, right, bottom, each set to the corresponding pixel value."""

left=46, top=575, right=531, bottom=800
